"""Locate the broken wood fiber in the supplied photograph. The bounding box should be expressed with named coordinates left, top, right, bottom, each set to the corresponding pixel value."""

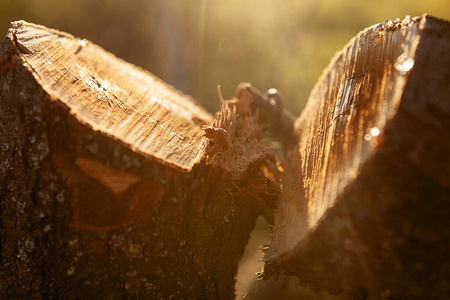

left=2, top=15, right=450, bottom=300
left=264, top=14, right=450, bottom=299
left=0, top=21, right=280, bottom=299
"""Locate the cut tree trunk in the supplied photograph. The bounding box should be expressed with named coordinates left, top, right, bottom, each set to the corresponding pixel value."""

left=0, top=21, right=281, bottom=299
left=2, top=15, right=450, bottom=300
left=263, top=14, right=450, bottom=299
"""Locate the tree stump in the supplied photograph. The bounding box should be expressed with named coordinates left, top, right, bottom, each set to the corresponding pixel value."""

left=1, top=14, right=450, bottom=300
left=0, top=21, right=281, bottom=299
left=263, top=14, right=450, bottom=299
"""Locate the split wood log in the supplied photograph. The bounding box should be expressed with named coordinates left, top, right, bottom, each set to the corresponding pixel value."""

left=2, top=15, right=449, bottom=300
left=263, top=14, right=450, bottom=299
left=0, top=21, right=282, bottom=299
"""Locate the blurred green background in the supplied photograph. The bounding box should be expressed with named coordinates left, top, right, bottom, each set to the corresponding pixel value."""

left=0, top=0, right=449, bottom=117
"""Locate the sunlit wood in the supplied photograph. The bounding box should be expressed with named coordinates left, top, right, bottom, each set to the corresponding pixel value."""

left=264, top=14, right=450, bottom=299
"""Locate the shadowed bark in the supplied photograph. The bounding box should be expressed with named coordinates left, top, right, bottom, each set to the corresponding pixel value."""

left=0, top=21, right=280, bottom=299
left=263, top=14, right=450, bottom=299
left=1, top=14, right=450, bottom=300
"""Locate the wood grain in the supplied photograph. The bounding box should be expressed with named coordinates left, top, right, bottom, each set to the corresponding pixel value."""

left=0, top=21, right=269, bottom=299
left=264, top=14, right=450, bottom=299
left=9, top=21, right=213, bottom=171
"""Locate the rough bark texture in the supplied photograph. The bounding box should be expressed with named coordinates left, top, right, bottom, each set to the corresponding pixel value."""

left=264, top=14, right=450, bottom=299
left=2, top=15, right=450, bottom=300
left=0, top=21, right=280, bottom=299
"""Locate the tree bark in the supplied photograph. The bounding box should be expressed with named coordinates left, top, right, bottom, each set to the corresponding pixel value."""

left=264, top=14, right=450, bottom=299
left=0, top=21, right=279, bottom=299
left=2, top=15, right=450, bottom=300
